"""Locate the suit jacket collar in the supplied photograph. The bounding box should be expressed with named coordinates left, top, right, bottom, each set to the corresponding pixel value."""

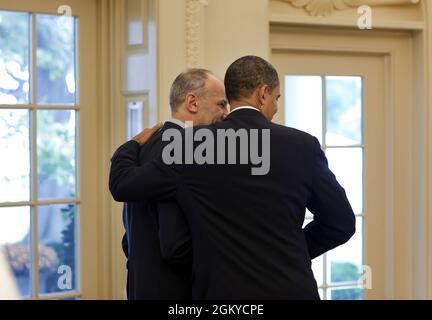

left=162, top=120, right=183, bottom=131
left=225, top=107, right=269, bottom=123
left=165, top=118, right=185, bottom=128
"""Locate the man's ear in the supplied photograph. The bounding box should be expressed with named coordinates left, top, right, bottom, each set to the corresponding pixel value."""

left=185, top=93, right=199, bottom=113
left=258, top=85, right=269, bottom=105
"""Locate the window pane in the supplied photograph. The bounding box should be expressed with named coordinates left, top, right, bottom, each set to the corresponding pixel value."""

left=125, top=53, right=146, bottom=92
left=0, top=109, right=30, bottom=202
left=311, top=254, right=323, bottom=287
left=37, top=110, right=76, bottom=200
left=38, top=204, right=77, bottom=295
left=126, top=0, right=143, bottom=46
left=326, top=76, right=362, bottom=146
left=127, top=100, right=144, bottom=140
left=0, top=11, right=30, bottom=105
left=0, top=206, right=31, bottom=298
left=330, top=287, right=363, bottom=300
left=326, top=147, right=363, bottom=214
left=285, top=76, right=322, bottom=143
left=327, top=218, right=363, bottom=284
left=36, top=14, right=76, bottom=105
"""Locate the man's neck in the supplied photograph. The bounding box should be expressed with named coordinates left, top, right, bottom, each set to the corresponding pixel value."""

left=171, top=112, right=185, bottom=122
left=230, top=100, right=260, bottom=111
left=169, top=112, right=196, bottom=128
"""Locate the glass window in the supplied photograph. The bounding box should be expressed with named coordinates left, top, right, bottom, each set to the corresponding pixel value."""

left=285, top=76, right=322, bottom=143
left=288, top=75, right=364, bottom=300
left=329, top=287, right=364, bottom=300
left=0, top=109, right=30, bottom=202
left=0, top=11, right=30, bottom=105
left=125, top=53, right=146, bottom=92
left=38, top=204, right=77, bottom=295
left=326, top=148, right=363, bottom=214
left=126, top=0, right=144, bottom=46
left=0, top=206, right=31, bottom=297
left=327, top=218, right=363, bottom=284
left=36, top=14, right=76, bottom=105
left=326, top=76, right=362, bottom=146
left=127, top=100, right=144, bottom=140
left=0, top=10, right=80, bottom=300
left=37, top=110, right=76, bottom=200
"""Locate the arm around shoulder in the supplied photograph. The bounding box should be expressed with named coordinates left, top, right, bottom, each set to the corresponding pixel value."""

left=109, top=140, right=180, bottom=202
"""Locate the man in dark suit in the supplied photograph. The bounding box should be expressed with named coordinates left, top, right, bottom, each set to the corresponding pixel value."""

left=120, top=68, right=228, bottom=299
left=110, top=56, right=355, bottom=299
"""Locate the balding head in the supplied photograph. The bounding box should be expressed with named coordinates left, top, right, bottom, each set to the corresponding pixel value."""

left=169, top=69, right=228, bottom=125
left=169, top=68, right=211, bottom=111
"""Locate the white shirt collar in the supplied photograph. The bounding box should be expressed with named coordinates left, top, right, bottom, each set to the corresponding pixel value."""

left=229, top=106, right=260, bottom=114
left=166, top=107, right=260, bottom=127
left=165, top=118, right=186, bottom=128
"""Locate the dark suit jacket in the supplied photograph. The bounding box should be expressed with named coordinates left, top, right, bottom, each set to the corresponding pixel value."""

left=119, top=121, right=192, bottom=300
left=110, top=109, right=356, bottom=299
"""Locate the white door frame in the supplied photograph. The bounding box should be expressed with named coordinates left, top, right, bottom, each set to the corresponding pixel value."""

left=270, top=24, right=428, bottom=299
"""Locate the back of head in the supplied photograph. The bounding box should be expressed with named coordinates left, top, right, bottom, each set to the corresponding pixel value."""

left=224, top=55, right=279, bottom=103
left=169, top=68, right=211, bottom=111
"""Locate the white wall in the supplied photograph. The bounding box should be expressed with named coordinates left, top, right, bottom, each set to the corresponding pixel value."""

left=156, top=0, right=269, bottom=120
left=203, top=0, right=269, bottom=79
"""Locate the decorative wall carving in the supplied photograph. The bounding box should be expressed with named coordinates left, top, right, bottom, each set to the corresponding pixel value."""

left=278, top=0, right=420, bottom=16
left=186, top=0, right=209, bottom=67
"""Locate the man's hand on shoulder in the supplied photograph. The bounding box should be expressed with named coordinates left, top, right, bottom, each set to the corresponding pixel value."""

left=132, top=122, right=163, bottom=147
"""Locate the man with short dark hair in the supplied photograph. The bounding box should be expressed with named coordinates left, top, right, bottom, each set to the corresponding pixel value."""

left=110, top=56, right=355, bottom=299
left=120, top=68, right=227, bottom=300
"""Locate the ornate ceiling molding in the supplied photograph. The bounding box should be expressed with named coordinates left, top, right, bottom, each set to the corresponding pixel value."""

left=186, top=0, right=209, bottom=68
left=278, top=0, right=421, bottom=17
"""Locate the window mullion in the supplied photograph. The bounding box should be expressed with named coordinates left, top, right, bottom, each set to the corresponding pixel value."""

left=31, top=205, right=39, bottom=299
left=37, top=198, right=81, bottom=205
left=323, top=252, right=328, bottom=300
left=322, top=76, right=327, bottom=149
left=30, top=11, right=40, bottom=299
left=321, top=76, right=328, bottom=300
